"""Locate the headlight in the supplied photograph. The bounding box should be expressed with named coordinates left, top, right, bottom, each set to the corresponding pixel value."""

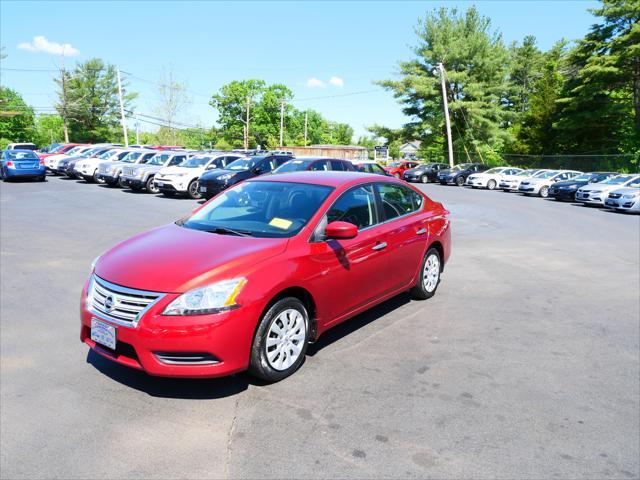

left=162, top=278, right=247, bottom=316
left=218, top=173, right=235, bottom=181
left=623, top=194, right=638, bottom=199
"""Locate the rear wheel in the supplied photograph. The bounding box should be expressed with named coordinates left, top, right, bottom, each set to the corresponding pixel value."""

left=187, top=179, right=201, bottom=199
left=421, top=175, right=429, bottom=184
left=487, top=179, right=497, bottom=190
left=539, top=186, right=549, bottom=198
left=146, top=176, right=159, bottom=194
left=410, top=247, right=442, bottom=300
left=249, top=297, right=309, bottom=382
left=455, top=176, right=465, bottom=187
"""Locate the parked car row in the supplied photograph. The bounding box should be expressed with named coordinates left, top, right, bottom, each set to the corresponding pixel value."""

left=398, top=160, right=639, bottom=214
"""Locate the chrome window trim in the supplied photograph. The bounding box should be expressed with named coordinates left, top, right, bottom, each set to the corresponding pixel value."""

left=87, top=275, right=166, bottom=329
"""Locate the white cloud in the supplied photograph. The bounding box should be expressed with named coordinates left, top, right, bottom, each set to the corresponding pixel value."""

left=305, top=77, right=326, bottom=88
left=18, top=36, right=79, bottom=56
left=329, top=76, right=344, bottom=88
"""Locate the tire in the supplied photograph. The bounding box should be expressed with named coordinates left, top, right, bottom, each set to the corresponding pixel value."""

left=249, top=297, right=309, bottom=382
left=187, top=179, right=201, bottom=199
left=117, top=176, right=126, bottom=188
left=92, top=171, right=103, bottom=184
left=410, top=247, right=442, bottom=300
left=146, top=176, right=159, bottom=194
left=38, top=175, right=46, bottom=182
left=539, top=186, right=549, bottom=198
left=455, top=176, right=465, bottom=187
left=421, top=175, right=429, bottom=184
left=487, top=179, right=497, bottom=190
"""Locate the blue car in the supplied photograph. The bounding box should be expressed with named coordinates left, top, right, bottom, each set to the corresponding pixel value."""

left=1, top=149, right=46, bottom=182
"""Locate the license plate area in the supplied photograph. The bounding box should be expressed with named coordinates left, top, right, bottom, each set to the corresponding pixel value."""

left=91, top=318, right=117, bottom=350
left=199, top=186, right=207, bottom=192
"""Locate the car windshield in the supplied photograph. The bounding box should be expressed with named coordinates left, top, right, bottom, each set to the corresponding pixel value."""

left=601, top=175, right=638, bottom=185
left=121, top=151, right=142, bottom=163
left=226, top=157, right=256, bottom=171
left=571, top=173, right=594, bottom=182
left=65, top=147, right=81, bottom=156
left=147, top=153, right=172, bottom=166
left=6, top=151, right=39, bottom=160
left=98, top=150, right=118, bottom=160
left=180, top=156, right=211, bottom=168
left=535, top=170, right=559, bottom=179
left=181, top=181, right=333, bottom=238
left=485, top=168, right=503, bottom=174
left=273, top=160, right=312, bottom=173
left=388, top=162, right=401, bottom=167
left=451, top=164, right=472, bottom=172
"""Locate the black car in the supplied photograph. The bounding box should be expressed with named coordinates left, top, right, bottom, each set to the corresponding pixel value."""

left=272, top=157, right=356, bottom=174
left=437, top=163, right=489, bottom=186
left=404, top=163, right=449, bottom=183
left=198, top=154, right=294, bottom=200
left=62, top=147, right=114, bottom=178
left=548, top=172, right=618, bottom=201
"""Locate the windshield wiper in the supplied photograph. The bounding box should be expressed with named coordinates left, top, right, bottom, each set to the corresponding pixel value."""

left=205, top=226, right=253, bottom=237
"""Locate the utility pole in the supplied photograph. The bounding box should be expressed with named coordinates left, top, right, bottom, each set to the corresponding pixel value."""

left=116, top=69, right=129, bottom=147
left=279, top=100, right=285, bottom=148
left=437, top=63, right=454, bottom=168
left=304, top=110, right=308, bottom=146
left=60, top=54, right=69, bottom=143
left=243, top=97, right=251, bottom=150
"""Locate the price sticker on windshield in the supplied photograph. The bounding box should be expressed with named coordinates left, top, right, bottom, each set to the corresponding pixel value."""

left=269, top=217, right=293, bottom=230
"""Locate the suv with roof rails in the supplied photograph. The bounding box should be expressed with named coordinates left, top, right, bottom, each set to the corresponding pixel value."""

left=121, top=151, right=190, bottom=193
left=96, top=150, right=158, bottom=187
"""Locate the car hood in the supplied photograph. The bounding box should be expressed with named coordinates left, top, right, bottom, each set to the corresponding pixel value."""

left=200, top=169, right=248, bottom=181
left=157, top=166, right=202, bottom=175
left=579, top=183, right=624, bottom=193
left=94, top=223, right=288, bottom=293
left=609, top=187, right=639, bottom=195
left=130, top=163, right=161, bottom=172
left=404, top=168, right=426, bottom=175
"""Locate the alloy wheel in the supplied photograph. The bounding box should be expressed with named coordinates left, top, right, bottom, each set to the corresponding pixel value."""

left=421, top=175, right=428, bottom=183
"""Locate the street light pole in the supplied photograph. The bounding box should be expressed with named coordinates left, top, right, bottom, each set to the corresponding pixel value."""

left=116, top=69, right=129, bottom=147
left=437, top=63, right=454, bottom=168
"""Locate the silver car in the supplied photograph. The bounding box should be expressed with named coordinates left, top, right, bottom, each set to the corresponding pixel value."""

left=96, top=150, right=157, bottom=187
left=604, top=179, right=640, bottom=213
left=120, top=151, right=190, bottom=193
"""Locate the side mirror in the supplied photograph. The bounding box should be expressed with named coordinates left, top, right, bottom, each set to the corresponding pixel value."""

left=252, top=167, right=262, bottom=174
left=325, top=221, right=358, bottom=240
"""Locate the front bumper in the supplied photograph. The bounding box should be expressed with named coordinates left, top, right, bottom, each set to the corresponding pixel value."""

left=466, top=179, right=487, bottom=187
left=79, top=281, right=261, bottom=378
left=575, top=192, right=606, bottom=205
left=438, top=176, right=452, bottom=184
left=96, top=172, right=119, bottom=183
left=154, top=177, right=188, bottom=193
left=121, top=177, right=145, bottom=188
left=198, top=180, right=229, bottom=199
left=604, top=197, right=640, bottom=212
left=548, top=188, right=577, bottom=200
left=518, top=184, right=539, bottom=194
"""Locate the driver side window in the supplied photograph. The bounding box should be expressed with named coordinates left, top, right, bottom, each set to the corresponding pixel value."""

left=326, top=185, right=377, bottom=230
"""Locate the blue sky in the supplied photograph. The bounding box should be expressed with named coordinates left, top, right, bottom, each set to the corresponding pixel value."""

left=1, top=0, right=600, bottom=139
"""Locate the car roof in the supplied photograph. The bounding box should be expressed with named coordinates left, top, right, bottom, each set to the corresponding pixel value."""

left=249, top=171, right=399, bottom=188
left=3, top=148, right=39, bottom=153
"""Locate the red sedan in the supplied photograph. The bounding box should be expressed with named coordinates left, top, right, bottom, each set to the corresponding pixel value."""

left=384, top=160, right=421, bottom=179
left=80, top=172, right=451, bottom=382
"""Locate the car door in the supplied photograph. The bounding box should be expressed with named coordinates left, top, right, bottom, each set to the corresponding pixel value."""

left=307, top=184, right=392, bottom=323
left=374, top=183, right=429, bottom=289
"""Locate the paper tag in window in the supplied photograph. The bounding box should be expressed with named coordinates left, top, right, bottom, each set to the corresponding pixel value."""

left=269, top=217, right=293, bottom=229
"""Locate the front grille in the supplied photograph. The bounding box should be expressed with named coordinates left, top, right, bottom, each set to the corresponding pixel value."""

left=579, top=192, right=590, bottom=199
left=89, top=275, right=164, bottom=327
left=122, top=167, right=134, bottom=176
left=609, top=193, right=622, bottom=199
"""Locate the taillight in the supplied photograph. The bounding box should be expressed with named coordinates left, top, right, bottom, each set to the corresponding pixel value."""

left=6, top=161, right=14, bottom=167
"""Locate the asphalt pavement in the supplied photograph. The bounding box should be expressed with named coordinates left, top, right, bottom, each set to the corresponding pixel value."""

left=1, top=175, right=638, bottom=479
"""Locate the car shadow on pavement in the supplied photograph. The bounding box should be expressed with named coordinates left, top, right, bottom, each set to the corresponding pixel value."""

left=306, top=292, right=412, bottom=356
left=86, top=350, right=249, bottom=399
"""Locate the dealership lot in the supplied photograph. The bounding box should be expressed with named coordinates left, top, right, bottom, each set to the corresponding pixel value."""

left=1, top=177, right=638, bottom=479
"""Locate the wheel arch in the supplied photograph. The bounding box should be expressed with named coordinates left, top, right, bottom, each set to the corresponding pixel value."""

left=428, top=240, right=445, bottom=272
left=260, top=286, right=319, bottom=342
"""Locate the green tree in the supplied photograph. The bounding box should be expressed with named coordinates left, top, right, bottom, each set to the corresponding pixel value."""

left=0, top=87, right=35, bottom=142
left=377, top=6, right=511, bottom=159
left=55, top=58, right=136, bottom=142
left=34, top=114, right=64, bottom=146
left=506, top=35, right=544, bottom=116
left=555, top=0, right=639, bottom=154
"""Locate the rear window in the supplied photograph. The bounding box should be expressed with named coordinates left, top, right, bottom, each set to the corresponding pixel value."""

left=6, top=151, right=39, bottom=160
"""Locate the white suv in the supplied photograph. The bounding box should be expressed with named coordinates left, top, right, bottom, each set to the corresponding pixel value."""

left=518, top=170, right=582, bottom=197
left=154, top=152, right=243, bottom=198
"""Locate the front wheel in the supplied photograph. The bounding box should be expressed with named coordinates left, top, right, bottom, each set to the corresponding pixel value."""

left=421, top=175, right=429, bottom=184
left=455, top=176, right=465, bottom=187
left=539, top=186, right=549, bottom=198
left=146, top=176, right=159, bottom=194
left=249, top=297, right=309, bottom=382
left=410, top=247, right=442, bottom=300
left=487, top=179, right=497, bottom=190
left=117, top=176, right=126, bottom=188
left=187, top=179, right=201, bottom=199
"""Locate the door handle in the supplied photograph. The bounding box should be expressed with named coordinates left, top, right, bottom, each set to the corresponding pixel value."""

left=372, top=242, right=387, bottom=251
left=416, top=228, right=427, bottom=235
